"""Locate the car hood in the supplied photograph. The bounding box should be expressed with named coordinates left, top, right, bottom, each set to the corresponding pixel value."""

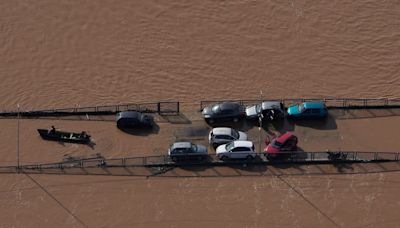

left=287, top=105, right=300, bottom=116
left=245, top=105, right=259, bottom=117
left=238, top=131, right=248, bottom=141
left=264, top=144, right=279, bottom=154
left=216, top=144, right=228, bottom=154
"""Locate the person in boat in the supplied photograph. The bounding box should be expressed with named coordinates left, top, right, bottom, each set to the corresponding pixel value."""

left=49, top=126, right=56, bottom=134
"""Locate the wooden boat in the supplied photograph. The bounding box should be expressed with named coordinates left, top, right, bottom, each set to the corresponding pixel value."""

left=37, top=128, right=91, bottom=144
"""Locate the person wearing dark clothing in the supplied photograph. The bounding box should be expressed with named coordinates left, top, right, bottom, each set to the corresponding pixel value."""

left=50, top=126, right=56, bottom=134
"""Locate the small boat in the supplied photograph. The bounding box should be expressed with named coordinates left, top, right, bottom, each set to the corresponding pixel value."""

left=37, top=128, right=91, bottom=144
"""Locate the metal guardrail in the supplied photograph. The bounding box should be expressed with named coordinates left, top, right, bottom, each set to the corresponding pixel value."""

left=14, top=151, right=400, bottom=171
left=0, top=101, right=180, bottom=118
left=1, top=98, right=399, bottom=118
left=199, top=98, right=400, bottom=111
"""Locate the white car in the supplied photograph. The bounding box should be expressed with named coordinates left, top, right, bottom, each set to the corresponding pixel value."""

left=245, top=101, right=284, bottom=121
left=216, top=141, right=256, bottom=160
left=208, top=127, right=247, bottom=148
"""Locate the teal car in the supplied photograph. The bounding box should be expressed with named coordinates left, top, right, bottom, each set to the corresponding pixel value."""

left=287, top=102, right=328, bottom=118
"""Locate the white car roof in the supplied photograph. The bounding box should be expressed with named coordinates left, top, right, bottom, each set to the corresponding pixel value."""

left=261, top=101, right=282, bottom=109
left=232, top=141, right=253, bottom=148
left=212, top=127, right=233, bottom=135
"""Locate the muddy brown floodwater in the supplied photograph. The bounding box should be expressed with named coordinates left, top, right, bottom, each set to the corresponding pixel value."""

left=0, top=0, right=400, bottom=227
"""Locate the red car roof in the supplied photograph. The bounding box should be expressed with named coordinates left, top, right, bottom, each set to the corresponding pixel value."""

left=264, top=132, right=297, bottom=154
left=275, top=132, right=295, bottom=143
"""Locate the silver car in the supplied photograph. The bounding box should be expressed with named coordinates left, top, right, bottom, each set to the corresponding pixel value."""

left=245, top=101, right=284, bottom=121
left=208, top=127, right=247, bottom=148
left=168, top=142, right=208, bottom=161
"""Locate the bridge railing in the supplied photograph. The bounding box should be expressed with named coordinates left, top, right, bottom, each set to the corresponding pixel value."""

left=0, top=101, right=180, bottom=118
left=14, top=151, right=400, bottom=171
left=200, top=98, right=400, bottom=111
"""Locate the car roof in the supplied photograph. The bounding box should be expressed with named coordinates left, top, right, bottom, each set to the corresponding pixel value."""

left=303, top=102, right=326, bottom=109
left=275, top=132, right=296, bottom=143
left=232, top=141, right=253, bottom=147
left=261, top=101, right=282, bottom=109
left=117, top=111, right=142, bottom=119
left=171, top=142, right=192, bottom=149
left=218, top=102, right=241, bottom=110
left=212, top=127, right=233, bottom=135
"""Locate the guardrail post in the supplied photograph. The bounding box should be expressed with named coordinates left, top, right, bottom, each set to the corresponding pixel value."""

left=395, top=153, right=399, bottom=161
left=353, top=152, right=357, bottom=161
left=177, top=102, right=180, bottom=114
left=157, top=103, right=161, bottom=114
left=143, top=157, right=147, bottom=165
left=374, top=152, right=378, bottom=160
left=122, top=158, right=126, bottom=166
left=364, top=99, right=367, bottom=107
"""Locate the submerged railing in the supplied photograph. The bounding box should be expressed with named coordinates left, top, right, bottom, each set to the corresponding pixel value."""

left=0, top=101, right=180, bottom=118
left=0, top=98, right=399, bottom=118
left=5, top=151, right=398, bottom=172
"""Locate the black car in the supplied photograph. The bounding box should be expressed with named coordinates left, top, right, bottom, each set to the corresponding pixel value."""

left=116, top=111, right=153, bottom=129
left=202, top=102, right=246, bottom=124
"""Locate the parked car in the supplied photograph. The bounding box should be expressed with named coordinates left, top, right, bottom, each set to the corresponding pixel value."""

left=209, top=127, right=248, bottom=148
left=202, top=102, right=246, bottom=124
left=287, top=101, right=328, bottom=119
left=168, top=142, right=208, bottom=161
left=245, top=101, right=284, bottom=121
left=264, top=132, right=298, bottom=160
left=116, top=111, right=153, bottom=129
left=216, top=141, right=256, bottom=160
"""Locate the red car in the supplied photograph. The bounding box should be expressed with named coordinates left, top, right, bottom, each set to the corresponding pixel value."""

left=264, top=132, right=298, bottom=160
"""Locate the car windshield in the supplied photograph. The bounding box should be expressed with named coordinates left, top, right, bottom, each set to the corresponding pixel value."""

left=272, top=139, right=283, bottom=148
left=255, top=104, right=262, bottom=113
left=231, top=129, right=239, bottom=139
left=225, top=142, right=235, bottom=151
left=298, top=104, right=305, bottom=112
left=211, top=105, right=221, bottom=113
left=191, top=144, right=197, bottom=153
